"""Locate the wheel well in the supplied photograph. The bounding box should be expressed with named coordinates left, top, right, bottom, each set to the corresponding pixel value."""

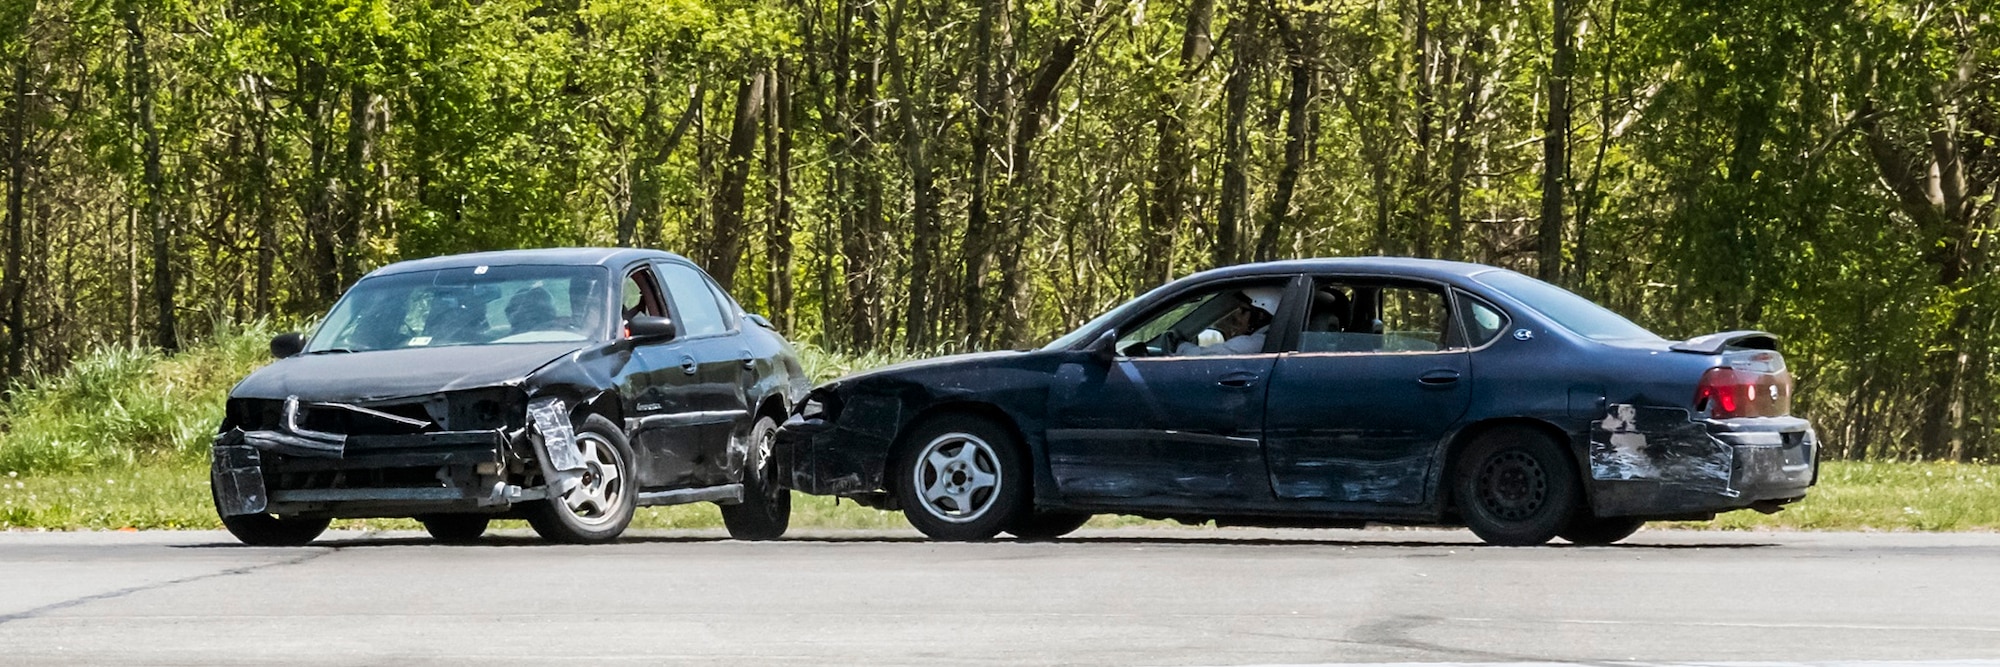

left=882, top=401, right=1031, bottom=499
left=754, top=394, right=789, bottom=424
left=1439, top=417, right=1579, bottom=512
left=563, top=391, right=625, bottom=429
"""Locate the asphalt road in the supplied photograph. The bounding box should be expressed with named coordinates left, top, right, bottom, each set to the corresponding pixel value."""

left=1, top=526, right=1997, bottom=666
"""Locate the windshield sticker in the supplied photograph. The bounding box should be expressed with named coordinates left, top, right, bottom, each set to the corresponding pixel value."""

left=408, top=336, right=432, bottom=346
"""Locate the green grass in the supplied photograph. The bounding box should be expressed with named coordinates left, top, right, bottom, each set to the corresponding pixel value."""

left=5, top=460, right=1997, bottom=532
left=1669, top=460, right=2000, bottom=531
left=0, top=321, right=281, bottom=475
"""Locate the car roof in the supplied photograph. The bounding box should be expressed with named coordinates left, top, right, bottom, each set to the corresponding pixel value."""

left=367, top=247, right=690, bottom=277
left=1188, top=256, right=1508, bottom=283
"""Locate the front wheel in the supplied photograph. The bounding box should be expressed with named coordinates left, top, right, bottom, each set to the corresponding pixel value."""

left=1560, top=514, right=1645, bottom=545
left=525, top=414, right=636, bottom=544
left=1453, top=426, right=1580, bottom=546
left=219, top=512, right=331, bottom=547
left=212, top=475, right=329, bottom=546
left=893, top=414, right=1030, bottom=541
left=721, top=415, right=791, bottom=540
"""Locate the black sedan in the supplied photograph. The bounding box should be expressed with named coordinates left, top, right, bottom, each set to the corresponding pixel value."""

left=212, top=248, right=807, bottom=545
left=775, top=258, right=1817, bottom=545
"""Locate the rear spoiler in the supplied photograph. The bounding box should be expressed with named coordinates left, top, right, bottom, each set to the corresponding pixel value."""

left=1670, top=330, right=1779, bottom=354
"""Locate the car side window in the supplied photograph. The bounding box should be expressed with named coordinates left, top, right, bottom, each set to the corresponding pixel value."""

left=623, top=267, right=667, bottom=323
left=1115, top=280, right=1289, bottom=357
left=1299, top=281, right=1453, bottom=353
left=657, top=262, right=729, bottom=338
left=1457, top=291, right=1508, bottom=347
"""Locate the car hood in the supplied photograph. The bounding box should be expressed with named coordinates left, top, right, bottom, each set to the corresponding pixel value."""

left=823, top=350, right=1036, bottom=388
left=231, top=343, right=589, bottom=402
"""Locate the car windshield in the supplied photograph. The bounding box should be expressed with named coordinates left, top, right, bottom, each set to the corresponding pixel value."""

left=1476, top=270, right=1662, bottom=342
left=306, top=264, right=612, bottom=353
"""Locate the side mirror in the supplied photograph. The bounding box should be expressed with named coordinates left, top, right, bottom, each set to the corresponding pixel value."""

left=1085, top=329, right=1119, bottom=365
left=270, top=332, right=305, bottom=359
left=627, top=314, right=677, bottom=341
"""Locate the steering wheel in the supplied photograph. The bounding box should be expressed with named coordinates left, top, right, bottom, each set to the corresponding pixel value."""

left=1144, top=330, right=1187, bottom=357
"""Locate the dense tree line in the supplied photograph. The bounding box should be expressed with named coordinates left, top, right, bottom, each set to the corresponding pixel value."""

left=0, top=0, right=1996, bottom=460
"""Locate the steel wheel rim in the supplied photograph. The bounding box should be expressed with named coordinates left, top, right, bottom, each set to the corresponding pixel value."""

left=561, top=432, right=627, bottom=526
left=911, top=432, right=1002, bottom=524
left=1476, top=450, right=1548, bottom=522
left=750, top=420, right=782, bottom=504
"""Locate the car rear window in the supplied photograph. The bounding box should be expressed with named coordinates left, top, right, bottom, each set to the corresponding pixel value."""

left=1475, top=271, right=1661, bottom=342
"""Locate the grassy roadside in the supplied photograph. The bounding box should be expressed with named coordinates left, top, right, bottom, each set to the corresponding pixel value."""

left=0, top=325, right=1995, bottom=533
left=3, top=460, right=1996, bottom=532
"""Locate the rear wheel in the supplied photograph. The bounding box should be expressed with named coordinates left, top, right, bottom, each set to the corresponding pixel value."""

left=1005, top=510, right=1092, bottom=540
left=893, top=414, right=1030, bottom=541
left=420, top=515, right=490, bottom=543
left=1453, top=426, right=1579, bottom=546
left=721, top=415, right=792, bottom=540
left=525, top=414, right=636, bottom=544
left=1559, top=514, right=1645, bottom=545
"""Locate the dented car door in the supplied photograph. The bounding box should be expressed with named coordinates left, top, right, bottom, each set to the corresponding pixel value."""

left=1262, top=279, right=1472, bottom=505
left=620, top=264, right=708, bottom=488
left=654, top=260, right=754, bottom=486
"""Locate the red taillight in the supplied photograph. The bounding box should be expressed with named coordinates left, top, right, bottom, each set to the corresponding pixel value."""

left=1695, top=367, right=1792, bottom=419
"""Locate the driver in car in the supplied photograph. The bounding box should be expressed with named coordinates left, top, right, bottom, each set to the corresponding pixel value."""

left=1176, top=287, right=1281, bottom=356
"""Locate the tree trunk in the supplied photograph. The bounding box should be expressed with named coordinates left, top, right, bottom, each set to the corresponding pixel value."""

left=1536, top=0, right=1573, bottom=282
left=122, top=0, right=176, bottom=352
left=3, top=30, right=31, bottom=376
left=997, top=35, right=1083, bottom=347
left=1255, top=15, right=1310, bottom=262
left=961, top=0, right=1012, bottom=347
left=709, top=71, right=765, bottom=289
left=338, top=82, right=378, bottom=293
left=1215, top=9, right=1254, bottom=268
left=620, top=80, right=702, bottom=247
left=1140, top=0, right=1216, bottom=292
left=765, top=61, right=795, bottom=331
left=887, top=0, right=939, bottom=350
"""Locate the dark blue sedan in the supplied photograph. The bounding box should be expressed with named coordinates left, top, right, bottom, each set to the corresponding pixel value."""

left=775, top=258, right=1818, bottom=545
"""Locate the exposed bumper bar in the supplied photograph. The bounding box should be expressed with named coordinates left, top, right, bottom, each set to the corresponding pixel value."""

left=213, top=427, right=523, bottom=518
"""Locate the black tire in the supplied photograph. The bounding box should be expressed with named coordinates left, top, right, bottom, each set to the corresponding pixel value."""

left=211, top=474, right=330, bottom=546
left=525, top=414, right=637, bottom=544
left=1559, top=514, right=1645, bottom=546
left=1005, top=510, right=1092, bottom=540
left=419, top=515, right=491, bottom=544
left=721, top=415, right=791, bottom=540
left=1453, top=426, right=1580, bottom=546
left=892, top=413, right=1030, bottom=541
left=219, top=512, right=331, bottom=547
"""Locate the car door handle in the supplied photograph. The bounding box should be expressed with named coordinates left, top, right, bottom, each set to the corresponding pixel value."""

left=740, top=350, right=755, bottom=370
left=680, top=355, right=699, bottom=375
left=1217, top=372, right=1260, bottom=389
left=1417, top=369, right=1462, bottom=386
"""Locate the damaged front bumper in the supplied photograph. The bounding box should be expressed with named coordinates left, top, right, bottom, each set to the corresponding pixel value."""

left=1587, top=406, right=1818, bottom=518
left=773, top=412, right=894, bottom=501
left=212, top=395, right=588, bottom=519
left=213, top=427, right=540, bottom=518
